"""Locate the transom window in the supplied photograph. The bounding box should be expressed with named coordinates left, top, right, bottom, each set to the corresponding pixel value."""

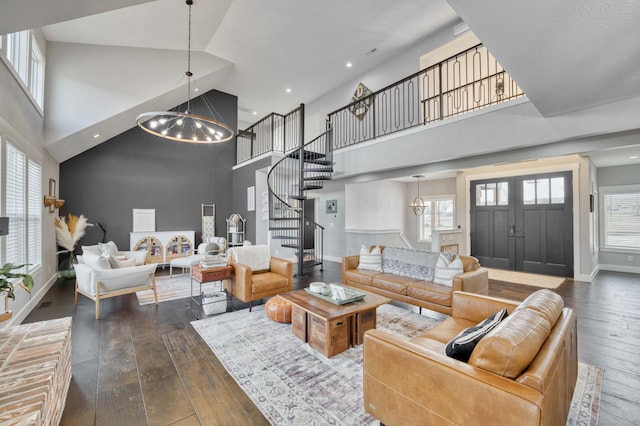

left=476, top=182, right=509, bottom=206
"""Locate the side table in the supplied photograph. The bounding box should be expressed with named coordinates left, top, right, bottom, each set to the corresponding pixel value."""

left=190, top=265, right=232, bottom=318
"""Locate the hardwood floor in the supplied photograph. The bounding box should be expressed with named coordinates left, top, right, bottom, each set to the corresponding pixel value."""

left=22, top=263, right=640, bottom=425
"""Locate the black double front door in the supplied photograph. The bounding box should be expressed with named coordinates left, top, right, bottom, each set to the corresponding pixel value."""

left=470, top=171, right=573, bottom=277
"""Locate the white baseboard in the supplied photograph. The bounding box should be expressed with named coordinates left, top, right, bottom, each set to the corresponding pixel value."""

left=573, top=264, right=600, bottom=283
left=324, top=255, right=343, bottom=264
left=598, top=264, right=640, bottom=275
left=6, top=273, right=59, bottom=327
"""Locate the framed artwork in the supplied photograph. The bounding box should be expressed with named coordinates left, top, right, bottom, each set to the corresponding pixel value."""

left=132, top=209, right=156, bottom=232
left=326, top=200, right=338, bottom=214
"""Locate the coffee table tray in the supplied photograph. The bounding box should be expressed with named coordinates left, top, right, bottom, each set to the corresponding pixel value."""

left=304, top=285, right=366, bottom=305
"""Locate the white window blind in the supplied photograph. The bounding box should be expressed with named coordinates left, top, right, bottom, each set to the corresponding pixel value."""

left=7, top=31, right=29, bottom=84
left=6, top=143, right=26, bottom=267
left=28, top=158, right=42, bottom=270
left=29, top=35, right=45, bottom=108
left=602, top=190, right=640, bottom=250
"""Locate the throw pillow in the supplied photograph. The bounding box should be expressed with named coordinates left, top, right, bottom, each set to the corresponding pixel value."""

left=444, top=307, right=509, bottom=362
left=82, top=250, right=111, bottom=270
left=357, top=245, right=382, bottom=272
left=433, top=254, right=464, bottom=286
left=115, top=258, right=136, bottom=268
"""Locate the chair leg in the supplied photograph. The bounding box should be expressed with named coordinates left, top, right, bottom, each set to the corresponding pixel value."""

left=249, top=301, right=253, bottom=312
left=151, top=276, right=158, bottom=305
left=95, top=283, right=101, bottom=320
left=74, top=280, right=79, bottom=304
left=170, top=264, right=173, bottom=278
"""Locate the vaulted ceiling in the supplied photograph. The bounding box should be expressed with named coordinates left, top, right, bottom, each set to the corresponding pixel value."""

left=2, top=0, right=639, bottom=164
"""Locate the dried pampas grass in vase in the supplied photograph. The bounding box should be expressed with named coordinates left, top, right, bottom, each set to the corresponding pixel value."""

left=55, top=213, right=89, bottom=279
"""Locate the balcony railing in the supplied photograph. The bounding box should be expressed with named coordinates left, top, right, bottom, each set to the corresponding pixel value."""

left=236, top=105, right=304, bottom=164
left=328, top=43, right=524, bottom=150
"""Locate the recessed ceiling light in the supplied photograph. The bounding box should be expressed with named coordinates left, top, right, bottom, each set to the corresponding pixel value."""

left=93, top=133, right=100, bottom=139
left=630, top=155, right=638, bottom=159
left=346, top=62, right=352, bottom=68
left=253, top=111, right=258, bottom=115
left=194, top=88, right=199, bottom=92
left=286, top=88, right=292, bottom=93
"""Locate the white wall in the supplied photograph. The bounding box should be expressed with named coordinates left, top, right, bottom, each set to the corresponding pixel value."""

left=1, top=53, right=60, bottom=328
left=345, top=180, right=406, bottom=231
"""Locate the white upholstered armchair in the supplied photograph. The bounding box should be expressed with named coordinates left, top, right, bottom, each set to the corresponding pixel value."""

left=75, top=241, right=158, bottom=319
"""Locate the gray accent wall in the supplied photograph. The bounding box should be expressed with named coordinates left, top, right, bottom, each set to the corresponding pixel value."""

left=59, top=89, right=237, bottom=251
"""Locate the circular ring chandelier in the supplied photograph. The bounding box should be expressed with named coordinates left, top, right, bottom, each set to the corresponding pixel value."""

left=409, top=175, right=426, bottom=216
left=136, top=0, right=234, bottom=144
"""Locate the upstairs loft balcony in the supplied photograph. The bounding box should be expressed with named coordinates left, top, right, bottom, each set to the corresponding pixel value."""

left=236, top=43, right=524, bottom=165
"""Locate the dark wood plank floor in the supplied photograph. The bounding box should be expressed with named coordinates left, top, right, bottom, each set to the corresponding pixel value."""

left=22, top=263, right=640, bottom=425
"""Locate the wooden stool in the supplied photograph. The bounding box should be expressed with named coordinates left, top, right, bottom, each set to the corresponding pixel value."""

left=265, top=296, right=292, bottom=323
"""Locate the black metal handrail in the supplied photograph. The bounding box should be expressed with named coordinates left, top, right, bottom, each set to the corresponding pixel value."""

left=328, top=43, right=524, bottom=150
left=236, top=105, right=304, bottom=164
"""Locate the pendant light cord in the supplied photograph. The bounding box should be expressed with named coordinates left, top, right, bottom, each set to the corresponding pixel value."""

left=186, top=0, right=193, bottom=113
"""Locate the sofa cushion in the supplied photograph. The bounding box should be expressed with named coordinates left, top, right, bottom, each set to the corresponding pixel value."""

left=515, top=289, right=564, bottom=325
left=444, top=308, right=509, bottom=362
left=420, top=317, right=476, bottom=344
left=468, top=308, right=552, bottom=379
left=406, top=281, right=453, bottom=307
left=372, top=274, right=415, bottom=295
left=345, top=269, right=382, bottom=286
left=82, top=251, right=111, bottom=270
left=251, top=272, right=288, bottom=294
left=381, top=247, right=442, bottom=282
left=358, top=245, right=382, bottom=272
left=433, top=254, right=464, bottom=286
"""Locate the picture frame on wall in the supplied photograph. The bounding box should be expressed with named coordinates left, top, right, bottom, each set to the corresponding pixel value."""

left=326, top=200, right=337, bottom=214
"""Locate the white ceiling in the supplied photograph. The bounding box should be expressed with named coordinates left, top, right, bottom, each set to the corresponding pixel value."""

left=2, top=0, right=640, bottom=167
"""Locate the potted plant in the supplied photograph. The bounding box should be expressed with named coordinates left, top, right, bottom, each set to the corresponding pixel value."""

left=0, top=263, right=34, bottom=322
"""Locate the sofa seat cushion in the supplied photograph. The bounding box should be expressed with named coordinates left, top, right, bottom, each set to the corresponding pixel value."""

left=407, top=281, right=453, bottom=307
left=371, top=274, right=416, bottom=295
left=409, top=336, right=447, bottom=353
left=469, top=308, right=552, bottom=379
left=251, top=272, right=288, bottom=294
left=345, top=269, right=383, bottom=286
left=420, top=317, right=476, bottom=344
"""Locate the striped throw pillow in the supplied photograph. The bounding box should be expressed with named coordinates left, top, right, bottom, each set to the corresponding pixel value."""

left=357, top=245, right=382, bottom=272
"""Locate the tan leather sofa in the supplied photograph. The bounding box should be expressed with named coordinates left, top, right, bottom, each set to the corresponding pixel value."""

left=363, top=290, right=578, bottom=426
left=342, top=249, right=488, bottom=315
left=226, top=257, right=293, bottom=310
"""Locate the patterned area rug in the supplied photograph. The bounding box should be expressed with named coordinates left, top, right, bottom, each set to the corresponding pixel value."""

left=191, top=303, right=602, bottom=425
left=136, top=273, right=221, bottom=305
left=487, top=268, right=567, bottom=289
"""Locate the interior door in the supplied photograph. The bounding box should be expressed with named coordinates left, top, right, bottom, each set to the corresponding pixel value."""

left=470, top=172, right=573, bottom=277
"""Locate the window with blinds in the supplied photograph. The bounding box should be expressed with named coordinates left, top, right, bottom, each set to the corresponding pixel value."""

left=418, top=196, right=456, bottom=242
left=5, top=142, right=42, bottom=272
left=601, top=187, right=640, bottom=251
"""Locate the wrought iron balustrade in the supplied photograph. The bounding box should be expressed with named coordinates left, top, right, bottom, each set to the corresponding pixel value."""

left=236, top=105, right=304, bottom=164
left=328, top=43, right=524, bottom=150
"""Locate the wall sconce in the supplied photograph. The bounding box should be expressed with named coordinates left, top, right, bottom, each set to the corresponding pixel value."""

left=44, top=178, right=65, bottom=213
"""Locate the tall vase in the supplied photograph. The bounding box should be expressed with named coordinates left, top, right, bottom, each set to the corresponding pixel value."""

left=58, top=251, right=77, bottom=280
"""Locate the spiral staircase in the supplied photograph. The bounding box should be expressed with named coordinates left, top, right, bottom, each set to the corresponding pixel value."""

left=266, top=117, right=333, bottom=276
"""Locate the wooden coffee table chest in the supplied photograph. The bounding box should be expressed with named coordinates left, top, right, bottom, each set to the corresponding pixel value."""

left=280, top=287, right=391, bottom=358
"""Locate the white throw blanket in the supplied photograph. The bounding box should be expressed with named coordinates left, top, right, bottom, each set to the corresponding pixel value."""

left=228, top=245, right=271, bottom=271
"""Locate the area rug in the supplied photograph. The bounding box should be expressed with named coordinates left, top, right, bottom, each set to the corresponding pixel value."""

left=191, top=303, right=602, bottom=425
left=487, top=268, right=567, bottom=289
left=136, top=273, right=221, bottom=305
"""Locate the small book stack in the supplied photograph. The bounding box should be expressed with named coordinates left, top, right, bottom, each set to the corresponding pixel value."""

left=200, top=255, right=227, bottom=270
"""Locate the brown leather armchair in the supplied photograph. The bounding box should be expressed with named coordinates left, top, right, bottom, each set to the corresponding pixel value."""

left=226, top=257, right=293, bottom=310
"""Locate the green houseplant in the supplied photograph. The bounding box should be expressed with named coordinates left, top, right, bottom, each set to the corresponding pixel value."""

left=1, top=263, right=34, bottom=300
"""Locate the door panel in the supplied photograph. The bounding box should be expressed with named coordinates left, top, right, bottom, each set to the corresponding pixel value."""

left=471, top=171, right=573, bottom=277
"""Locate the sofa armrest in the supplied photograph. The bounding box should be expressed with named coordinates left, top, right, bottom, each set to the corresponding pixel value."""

left=93, top=264, right=157, bottom=293
left=73, top=263, right=94, bottom=294
left=229, top=261, right=253, bottom=302
left=452, top=267, right=489, bottom=295
left=451, top=291, right=521, bottom=323
left=341, top=255, right=360, bottom=282
left=270, top=257, right=293, bottom=291
left=363, top=329, right=543, bottom=425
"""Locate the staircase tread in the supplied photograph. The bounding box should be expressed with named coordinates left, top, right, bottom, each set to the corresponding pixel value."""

left=302, top=176, right=331, bottom=181
left=289, top=149, right=326, bottom=161
left=269, top=227, right=299, bottom=230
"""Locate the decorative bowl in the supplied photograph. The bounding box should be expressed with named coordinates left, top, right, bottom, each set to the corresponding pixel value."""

left=309, top=282, right=325, bottom=293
